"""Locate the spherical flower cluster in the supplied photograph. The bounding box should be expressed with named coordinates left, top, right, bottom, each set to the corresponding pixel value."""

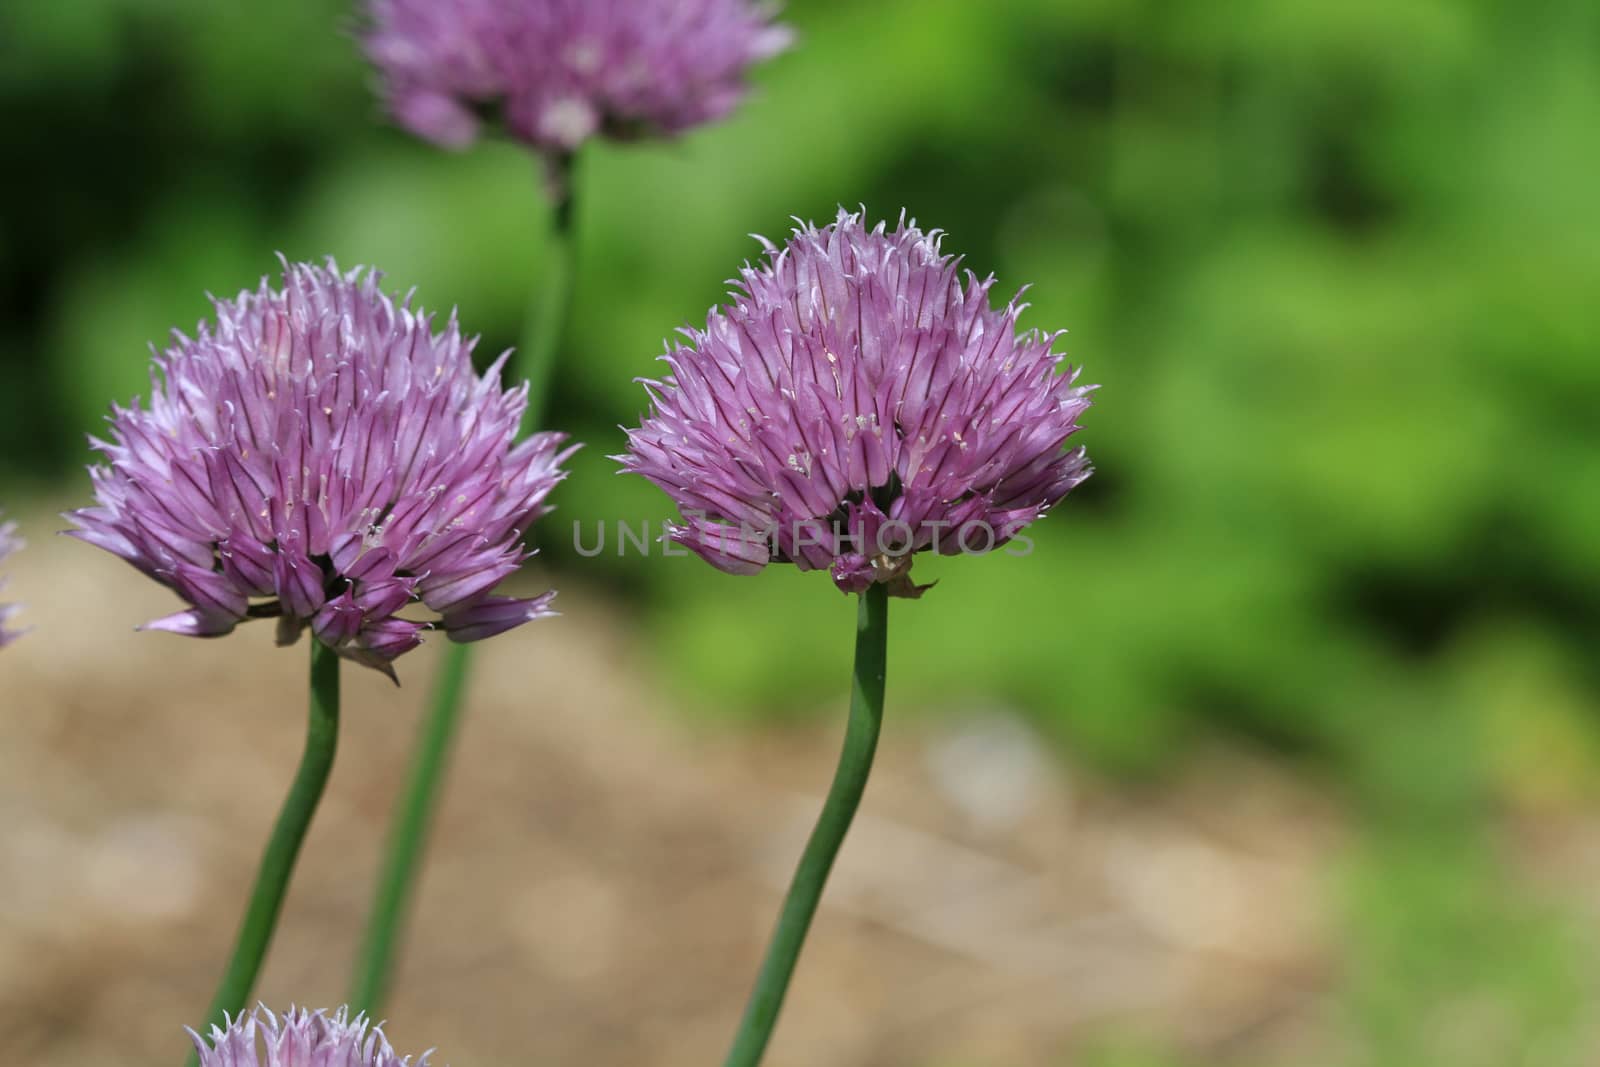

left=0, top=514, right=21, bottom=647
left=619, top=209, right=1094, bottom=597
left=190, top=1006, right=433, bottom=1067
left=364, top=0, right=792, bottom=156
left=69, top=259, right=573, bottom=677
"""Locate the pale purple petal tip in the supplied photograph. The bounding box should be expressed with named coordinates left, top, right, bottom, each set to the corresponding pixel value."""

left=618, top=209, right=1095, bottom=598
left=441, top=592, right=557, bottom=643
left=359, top=617, right=430, bottom=660
left=140, top=609, right=239, bottom=638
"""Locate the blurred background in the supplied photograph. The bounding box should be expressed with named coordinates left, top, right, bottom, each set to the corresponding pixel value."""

left=3, top=0, right=1600, bottom=1064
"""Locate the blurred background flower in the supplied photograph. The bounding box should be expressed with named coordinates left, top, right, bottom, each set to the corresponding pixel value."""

left=2, top=0, right=1599, bottom=1065
left=363, top=0, right=791, bottom=155
left=0, top=513, right=22, bottom=646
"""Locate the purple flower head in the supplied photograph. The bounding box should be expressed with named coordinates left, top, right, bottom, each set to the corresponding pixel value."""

left=69, top=259, right=574, bottom=678
left=363, top=0, right=793, bottom=157
left=0, top=514, right=22, bottom=647
left=190, top=1005, right=434, bottom=1067
left=619, top=209, right=1095, bottom=598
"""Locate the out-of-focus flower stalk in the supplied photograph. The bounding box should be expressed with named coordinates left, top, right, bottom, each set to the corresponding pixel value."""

left=516, top=152, right=578, bottom=432
left=350, top=156, right=580, bottom=1016
left=185, top=644, right=341, bottom=1067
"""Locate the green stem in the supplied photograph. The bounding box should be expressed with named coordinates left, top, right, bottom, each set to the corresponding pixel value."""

left=186, top=641, right=340, bottom=1065
left=722, top=583, right=890, bottom=1067
left=516, top=150, right=577, bottom=435
left=346, top=151, right=579, bottom=1017
left=346, top=639, right=471, bottom=1014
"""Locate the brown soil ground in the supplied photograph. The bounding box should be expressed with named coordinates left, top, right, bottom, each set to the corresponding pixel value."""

left=2, top=509, right=1350, bottom=1066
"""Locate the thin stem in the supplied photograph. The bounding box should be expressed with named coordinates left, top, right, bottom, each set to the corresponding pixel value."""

left=346, top=152, right=579, bottom=1017
left=722, top=582, right=890, bottom=1067
left=516, top=149, right=577, bottom=435
left=346, top=640, right=471, bottom=1013
left=185, top=641, right=341, bottom=1066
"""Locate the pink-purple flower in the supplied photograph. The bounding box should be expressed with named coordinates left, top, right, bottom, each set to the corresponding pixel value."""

left=0, top=514, right=21, bottom=647
left=69, top=259, right=573, bottom=677
left=619, top=209, right=1095, bottom=597
left=363, top=0, right=792, bottom=156
left=190, top=1005, right=432, bottom=1067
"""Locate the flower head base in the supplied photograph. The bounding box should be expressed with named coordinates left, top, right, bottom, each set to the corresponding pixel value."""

left=190, top=1005, right=432, bottom=1067
left=619, top=209, right=1094, bottom=597
left=364, top=0, right=792, bottom=157
left=69, top=259, right=573, bottom=678
left=0, top=515, right=22, bottom=647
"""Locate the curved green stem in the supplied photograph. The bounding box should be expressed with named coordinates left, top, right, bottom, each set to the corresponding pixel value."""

left=347, top=152, right=579, bottom=1017
left=723, top=583, right=890, bottom=1067
left=185, top=641, right=340, bottom=1064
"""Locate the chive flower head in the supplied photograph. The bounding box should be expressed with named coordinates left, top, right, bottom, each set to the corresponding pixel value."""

left=69, top=259, right=573, bottom=677
left=619, top=209, right=1094, bottom=597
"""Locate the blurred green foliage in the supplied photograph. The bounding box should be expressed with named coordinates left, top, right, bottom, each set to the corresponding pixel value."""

left=4, top=0, right=1600, bottom=1062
